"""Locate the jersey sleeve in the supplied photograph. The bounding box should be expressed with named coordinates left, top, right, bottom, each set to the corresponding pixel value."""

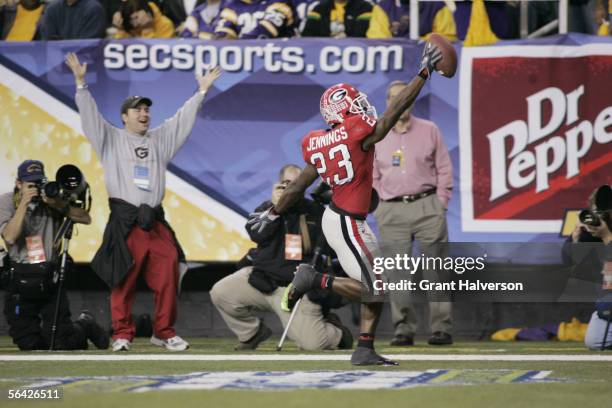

left=346, top=114, right=377, bottom=142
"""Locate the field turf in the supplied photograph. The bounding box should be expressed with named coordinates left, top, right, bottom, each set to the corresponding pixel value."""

left=1, top=337, right=610, bottom=408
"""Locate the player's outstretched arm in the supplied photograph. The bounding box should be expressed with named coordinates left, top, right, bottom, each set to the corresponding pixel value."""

left=361, top=43, right=441, bottom=151
left=247, top=165, right=318, bottom=233
left=275, top=164, right=319, bottom=214
left=362, top=76, right=425, bottom=151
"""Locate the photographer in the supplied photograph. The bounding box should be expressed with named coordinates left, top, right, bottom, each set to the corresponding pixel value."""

left=563, top=185, right=612, bottom=350
left=210, top=165, right=352, bottom=351
left=0, top=160, right=108, bottom=351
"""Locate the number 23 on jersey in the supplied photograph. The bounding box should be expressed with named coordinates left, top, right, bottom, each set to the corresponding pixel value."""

left=310, top=143, right=354, bottom=186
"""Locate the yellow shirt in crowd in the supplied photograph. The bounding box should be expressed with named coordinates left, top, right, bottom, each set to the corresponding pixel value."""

left=115, top=2, right=175, bottom=39
left=6, top=4, right=44, bottom=41
left=330, top=2, right=345, bottom=34
left=366, top=4, right=456, bottom=41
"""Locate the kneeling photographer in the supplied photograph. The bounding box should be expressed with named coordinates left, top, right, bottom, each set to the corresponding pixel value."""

left=563, top=185, right=612, bottom=350
left=0, top=160, right=108, bottom=351
left=211, top=164, right=352, bottom=351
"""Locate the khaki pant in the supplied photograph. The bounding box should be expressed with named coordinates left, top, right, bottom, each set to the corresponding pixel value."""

left=210, top=267, right=342, bottom=350
left=374, top=194, right=453, bottom=335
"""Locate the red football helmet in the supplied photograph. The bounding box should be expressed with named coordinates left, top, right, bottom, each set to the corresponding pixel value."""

left=320, top=83, right=377, bottom=126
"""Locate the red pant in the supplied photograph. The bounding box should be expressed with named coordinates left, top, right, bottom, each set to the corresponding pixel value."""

left=111, top=222, right=179, bottom=341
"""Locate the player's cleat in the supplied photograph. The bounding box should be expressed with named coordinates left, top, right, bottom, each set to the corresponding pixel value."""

left=150, top=335, right=190, bottom=351
left=280, top=283, right=296, bottom=312
left=350, top=346, right=399, bottom=366
left=112, top=338, right=131, bottom=352
left=280, top=283, right=312, bottom=312
left=428, top=331, right=453, bottom=346
left=325, top=313, right=354, bottom=350
left=235, top=322, right=272, bottom=351
left=76, top=310, right=109, bottom=350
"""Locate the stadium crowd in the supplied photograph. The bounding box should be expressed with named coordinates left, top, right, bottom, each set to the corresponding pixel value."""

left=1, top=0, right=611, bottom=42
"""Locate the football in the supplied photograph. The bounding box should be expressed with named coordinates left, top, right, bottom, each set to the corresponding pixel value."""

left=428, top=33, right=458, bottom=78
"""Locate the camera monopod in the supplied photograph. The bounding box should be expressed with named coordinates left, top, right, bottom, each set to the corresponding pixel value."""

left=276, top=234, right=327, bottom=351
left=49, top=217, right=74, bottom=351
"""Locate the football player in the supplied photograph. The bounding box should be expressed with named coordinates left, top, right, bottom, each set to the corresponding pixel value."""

left=249, top=43, right=442, bottom=365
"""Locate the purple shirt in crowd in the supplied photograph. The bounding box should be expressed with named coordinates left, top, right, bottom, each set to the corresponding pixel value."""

left=373, top=116, right=453, bottom=208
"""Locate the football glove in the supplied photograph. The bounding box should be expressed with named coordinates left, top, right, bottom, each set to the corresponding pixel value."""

left=246, top=206, right=280, bottom=234
left=418, top=42, right=442, bottom=80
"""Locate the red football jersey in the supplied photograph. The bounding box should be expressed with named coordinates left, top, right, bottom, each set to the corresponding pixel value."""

left=302, top=114, right=377, bottom=216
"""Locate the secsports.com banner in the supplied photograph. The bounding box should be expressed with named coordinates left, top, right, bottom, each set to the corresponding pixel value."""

left=0, top=35, right=610, bottom=262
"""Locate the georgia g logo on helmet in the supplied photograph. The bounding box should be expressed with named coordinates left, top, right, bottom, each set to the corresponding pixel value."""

left=329, top=89, right=347, bottom=103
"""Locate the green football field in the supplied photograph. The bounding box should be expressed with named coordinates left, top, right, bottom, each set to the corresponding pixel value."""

left=1, top=337, right=611, bottom=408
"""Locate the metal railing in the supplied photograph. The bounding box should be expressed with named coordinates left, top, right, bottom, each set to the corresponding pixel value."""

left=408, top=0, right=570, bottom=40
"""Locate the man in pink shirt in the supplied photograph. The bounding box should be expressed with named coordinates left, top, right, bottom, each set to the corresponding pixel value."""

left=373, top=80, right=453, bottom=346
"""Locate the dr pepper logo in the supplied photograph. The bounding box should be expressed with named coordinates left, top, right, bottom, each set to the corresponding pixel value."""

left=460, top=45, right=612, bottom=232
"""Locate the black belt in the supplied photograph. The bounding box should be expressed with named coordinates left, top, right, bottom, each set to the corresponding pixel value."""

left=383, top=188, right=436, bottom=203
left=329, top=202, right=367, bottom=220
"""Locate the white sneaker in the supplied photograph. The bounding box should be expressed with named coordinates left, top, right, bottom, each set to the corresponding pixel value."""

left=112, top=338, right=131, bottom=352
left=150, top=335, right=190, bottom=351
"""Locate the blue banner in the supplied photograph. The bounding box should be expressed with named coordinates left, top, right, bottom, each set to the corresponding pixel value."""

left=0, top=35, right=610, bottom=262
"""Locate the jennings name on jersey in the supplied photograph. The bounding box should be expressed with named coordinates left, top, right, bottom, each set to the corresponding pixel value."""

left=302, top=114, right=376, bottom=217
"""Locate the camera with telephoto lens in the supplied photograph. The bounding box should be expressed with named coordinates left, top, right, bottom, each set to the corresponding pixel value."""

left=40, top=164, right=91, bottom=211
left=579, top=185, right=612, bottom=228
left=29, top=179, right=47, bottom=204
left=579, top=209, right=602, bottom=227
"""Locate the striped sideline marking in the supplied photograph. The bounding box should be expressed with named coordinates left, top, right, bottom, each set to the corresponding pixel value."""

left=1, top=354, right=610, bottom=362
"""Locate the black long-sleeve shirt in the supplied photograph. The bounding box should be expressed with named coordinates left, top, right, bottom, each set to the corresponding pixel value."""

left=247, top=198, right=323, bottom=285
left=40, top=0, right=106, bottom=40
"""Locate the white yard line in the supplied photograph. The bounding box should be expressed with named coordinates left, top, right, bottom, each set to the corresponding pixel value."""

left=1, top=354, right=610, bottom=362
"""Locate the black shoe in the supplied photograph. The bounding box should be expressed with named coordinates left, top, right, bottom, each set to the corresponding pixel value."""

left=325, top=313, right=354, bottom=350
left=235, top=322, right=272, bottom=351
left=77, top=310, right=110, bottom=350
left=389, top=334, right=414, bottom=347
left=350, top=346, right=399, bottom=366
left=428, top=331, right=453, bottom=346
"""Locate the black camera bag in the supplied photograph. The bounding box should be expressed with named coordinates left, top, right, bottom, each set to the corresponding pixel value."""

left=10, top=263, right=56, bottom=300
